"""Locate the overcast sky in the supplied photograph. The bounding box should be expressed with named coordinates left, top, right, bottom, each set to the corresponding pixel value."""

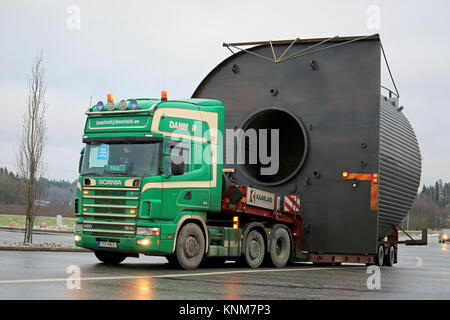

left=0, top=0, right=449, bottom=187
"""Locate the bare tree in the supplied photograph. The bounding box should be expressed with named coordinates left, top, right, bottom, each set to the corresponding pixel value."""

left=16, top=50, right=48, bottom=244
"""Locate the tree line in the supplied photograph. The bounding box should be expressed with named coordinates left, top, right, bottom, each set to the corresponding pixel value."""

left=0, top=167, right=75, bottom=209
left=403, top=180, right=450, bottom=230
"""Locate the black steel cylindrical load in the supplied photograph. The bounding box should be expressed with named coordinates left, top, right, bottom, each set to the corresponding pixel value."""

left=192, top=35, right=421, bottom=254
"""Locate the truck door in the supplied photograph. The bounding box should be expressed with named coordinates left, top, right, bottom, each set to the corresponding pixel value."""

left=161, top=138, right=211, bottom=220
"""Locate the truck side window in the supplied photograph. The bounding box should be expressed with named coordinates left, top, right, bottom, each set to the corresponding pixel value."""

left=164, top=140, right=190, bottom=175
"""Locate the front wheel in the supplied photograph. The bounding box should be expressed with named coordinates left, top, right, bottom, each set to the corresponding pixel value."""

left=94, top=251, right=127, bottom=265
left=244, top=229, right=266, bottom=268
left=175, top=223, right=205, bottom=270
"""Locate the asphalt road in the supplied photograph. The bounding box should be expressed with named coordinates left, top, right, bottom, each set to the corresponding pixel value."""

left=0, top=234, right=448, bottom=300
left=0, top=229, right=74, bottom=244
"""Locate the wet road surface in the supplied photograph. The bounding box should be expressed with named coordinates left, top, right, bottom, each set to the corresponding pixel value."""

left=0, top=234, right=448, bottom=299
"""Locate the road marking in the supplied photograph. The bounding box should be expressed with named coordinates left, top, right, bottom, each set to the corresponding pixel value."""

left=415, top=257, right=423, bottom=268
left=0, top=266, right=366, bottom=285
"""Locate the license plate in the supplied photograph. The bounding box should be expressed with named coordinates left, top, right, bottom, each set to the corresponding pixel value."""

left=98, top=241, right=117, bottom=248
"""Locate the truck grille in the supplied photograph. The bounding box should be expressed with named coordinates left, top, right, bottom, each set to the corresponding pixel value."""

left=94, top=198, right=126, bottom=206
left=81, top=186, right=140, bottom=237
left=93, top=207, right=127, bottom=214
left=94, top=190, right=127, bottom=197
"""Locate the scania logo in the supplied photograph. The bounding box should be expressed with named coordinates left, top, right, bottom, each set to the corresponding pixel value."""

left=98, top=180, right=122, bottom=186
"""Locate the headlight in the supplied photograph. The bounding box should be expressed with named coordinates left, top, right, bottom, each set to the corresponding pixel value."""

left=137, top=238, right=150, bottom=246
left=136, top=227, right=160, bottom=236
left=74, top=223, right=83, bottom=232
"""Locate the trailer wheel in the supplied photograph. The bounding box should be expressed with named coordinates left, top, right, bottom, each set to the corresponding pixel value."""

left=175, top=223, right=205, bottom=270
left=375, top=244, right=384, bottom=266
left=244, top=229, right=266, bottom=268
left=269, top=227, right=291, bottom=268
left=384, top=245, right=395, bottom=267
left=94, top=251, right=127, bottom=265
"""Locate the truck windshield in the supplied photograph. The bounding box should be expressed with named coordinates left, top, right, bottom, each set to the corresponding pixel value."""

left=81, top=142, right=160, bottom=177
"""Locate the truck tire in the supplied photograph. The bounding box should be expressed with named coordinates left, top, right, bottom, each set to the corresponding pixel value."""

left=375, top=244, right=384, bottom=266
left=94, top=251, right=126, bottom=265
left=269, top=227, right=291, bottom=268
left=244, top=229, right=266, bottom=268
left=384, top=245, right=395, bottom=267
left=175, top=223, right=205, bottom=270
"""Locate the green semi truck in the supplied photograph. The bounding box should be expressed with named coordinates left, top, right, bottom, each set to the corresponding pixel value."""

left=75, top=36, right=426, bottom=270
left=74, top=93, right=303, bottom=269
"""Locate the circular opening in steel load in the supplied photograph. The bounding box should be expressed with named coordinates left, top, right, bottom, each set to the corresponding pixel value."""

left=240, top=107, right=307, bottom=185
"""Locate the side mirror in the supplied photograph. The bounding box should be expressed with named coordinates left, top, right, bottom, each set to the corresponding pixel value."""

left=171, top=155, right=185, bottom=176
left=78, top=147, right=85, bottom=174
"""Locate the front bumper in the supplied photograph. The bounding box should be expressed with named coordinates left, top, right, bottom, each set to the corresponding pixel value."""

left=74, top=232, right=174, bottom=255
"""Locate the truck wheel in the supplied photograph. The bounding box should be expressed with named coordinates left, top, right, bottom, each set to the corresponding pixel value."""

left=94, top=251, right=126, bottom=265
left=244, top=229, right=266, bottom=268
left=175, top=223, right=205, bottom=270
left=384, top=245, right=395, bottom=267
left=375, top=244, right=384, bottom=266
left=269, top=227, right=291, bottom=268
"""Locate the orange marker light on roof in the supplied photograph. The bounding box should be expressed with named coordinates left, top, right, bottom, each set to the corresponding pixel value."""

left=106, top=93, right=115, bottom=111
left=161, top=91, right=167, bottom=101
